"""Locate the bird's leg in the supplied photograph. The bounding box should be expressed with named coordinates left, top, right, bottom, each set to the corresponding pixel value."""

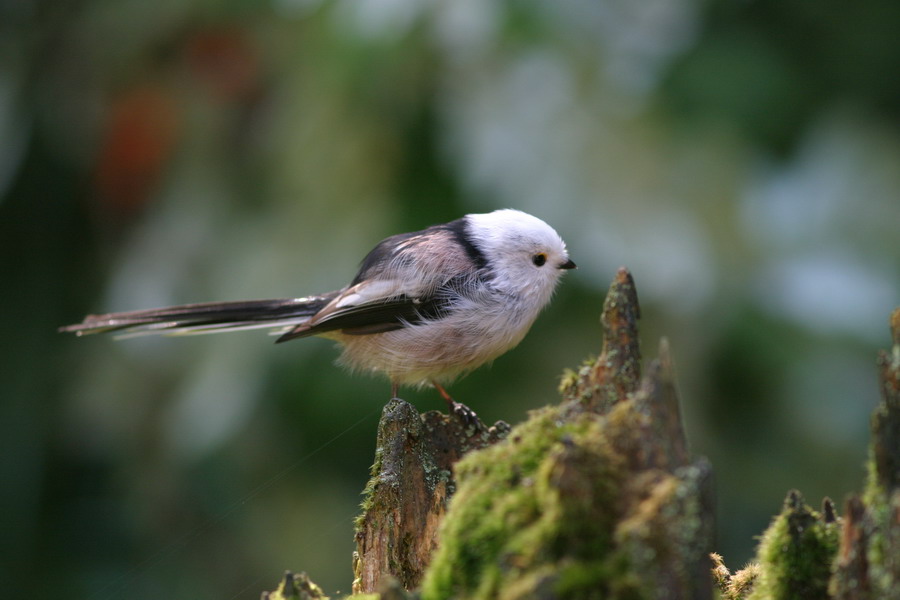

left=432, top=380, right=478, bottom=427
left=432, top=380, right=454, bottom=404
left=391, top=381, right=399, bottom=399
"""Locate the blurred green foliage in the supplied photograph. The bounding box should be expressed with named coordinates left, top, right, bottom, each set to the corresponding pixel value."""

left=1, top=0, right=899, bottom=598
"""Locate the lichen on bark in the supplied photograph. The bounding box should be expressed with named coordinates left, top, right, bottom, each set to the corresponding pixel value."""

left=352, top=396, right=510, bottom=594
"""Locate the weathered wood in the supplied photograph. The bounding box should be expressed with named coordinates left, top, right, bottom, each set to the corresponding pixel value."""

left=872, top=308, right=900, bottom=496
left=351, top=398, right=510, bottom=594
left=560, top=266, right=643, bottom=413
left=630, top=338, right=690, bottom=471
left=832, top=496, right=873, bottom=600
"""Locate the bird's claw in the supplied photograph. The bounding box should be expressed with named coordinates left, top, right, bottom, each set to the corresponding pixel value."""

left=449, top=401, right=480, bottom=429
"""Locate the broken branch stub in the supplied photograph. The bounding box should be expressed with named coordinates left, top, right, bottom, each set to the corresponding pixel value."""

left=560, top=266, right=643, bottom=413
left=352, top=398, right=510, bottom=594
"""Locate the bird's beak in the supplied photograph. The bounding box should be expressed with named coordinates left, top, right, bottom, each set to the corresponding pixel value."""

left=559, top=258, right=577, bottom=270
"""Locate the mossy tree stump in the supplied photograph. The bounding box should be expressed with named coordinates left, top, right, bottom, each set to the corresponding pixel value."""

left=830, top=307, right=900, bottom=599
left=346, top=268, right=715, bottom=598
left=419, top=268, right=714, bottom=599
left=262, top=273, right=900, bottom=599
left=714, top=308, right=900, bottom=600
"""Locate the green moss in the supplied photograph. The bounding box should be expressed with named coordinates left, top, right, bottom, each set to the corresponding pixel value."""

left=419, top=405, right=635, bottom=599
left=262, top=571, right=330, bottom=600
left=854, top=491, right=900, bottom=598
left=418, top=385, right=713, bottom=600
left=555, top=557, right=644, bottom=599
left=388, top=270, right=713, bottom=598
left=747, top=491, right=840, bottom=600
left=711, top=552, right=762, bottom=600
left=721, top=315, right=900, bottom=599
left=838, top=328, right=900, bottom=597
left=558, top=356, right=597, bottom=400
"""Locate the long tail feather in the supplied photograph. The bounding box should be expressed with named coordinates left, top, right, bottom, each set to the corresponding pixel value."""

left=59, top=294, right=338, bottom=339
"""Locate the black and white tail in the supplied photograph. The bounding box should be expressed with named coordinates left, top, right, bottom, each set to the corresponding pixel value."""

left=59, top=294, right=338, bottom=339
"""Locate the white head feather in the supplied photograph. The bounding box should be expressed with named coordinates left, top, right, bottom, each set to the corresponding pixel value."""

left=466, top=209, right=572, bottom=302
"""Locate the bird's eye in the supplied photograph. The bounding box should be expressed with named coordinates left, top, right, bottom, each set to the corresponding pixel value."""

left=532, top=253, right=547, bottom=267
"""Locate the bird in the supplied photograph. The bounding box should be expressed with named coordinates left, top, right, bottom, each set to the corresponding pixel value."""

left=60, top=209, right=575, bottom=414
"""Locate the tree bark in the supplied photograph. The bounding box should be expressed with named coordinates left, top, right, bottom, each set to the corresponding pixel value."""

left=351, top=398, right=510, bottom=594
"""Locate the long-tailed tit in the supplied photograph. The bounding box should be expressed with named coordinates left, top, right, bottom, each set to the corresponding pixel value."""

left=61, top=209, right=575, bottom=408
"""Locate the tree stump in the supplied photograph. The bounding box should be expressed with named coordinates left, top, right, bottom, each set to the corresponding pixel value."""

left=351, top=398, right=510, bottom=593
left=714, top=308, right=900, bottom=600
left=261, top=281, right=900, bottom=600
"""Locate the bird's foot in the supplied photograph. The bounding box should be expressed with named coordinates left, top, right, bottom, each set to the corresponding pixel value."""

left=431, top=380, right=480, bottom=428
left=449, top=401, right=480, bottom=429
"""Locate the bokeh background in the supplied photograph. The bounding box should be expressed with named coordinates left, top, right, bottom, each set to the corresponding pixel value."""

left=2, top=0, right=899, bottom=598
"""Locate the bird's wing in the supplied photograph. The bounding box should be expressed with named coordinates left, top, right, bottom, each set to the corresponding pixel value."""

left=274, top=278, right=455, bottom=342
left=277, top=225, right=484, bottom=343
left=59, top=295, right=338, bottom=338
